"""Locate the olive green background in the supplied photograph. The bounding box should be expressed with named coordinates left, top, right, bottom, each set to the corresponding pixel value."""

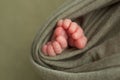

left=0, top=0, right=64, bottom=80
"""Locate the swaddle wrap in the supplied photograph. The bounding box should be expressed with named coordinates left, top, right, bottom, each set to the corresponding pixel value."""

left=31, top=0, right=120, bottom=80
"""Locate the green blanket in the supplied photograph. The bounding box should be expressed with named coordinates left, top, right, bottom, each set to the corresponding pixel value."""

left=31, top=0, right=120, bottom=80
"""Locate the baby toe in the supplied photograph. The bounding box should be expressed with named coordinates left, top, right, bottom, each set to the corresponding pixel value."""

left=57, top=19, right=63, bottom=27
left=72, top=27, right=84, bottom=40
left=74, top=36, right=87, bottom=49
left=63, top=19, right=72, bottom=29
left=52, top=41, right=62, bottom=54
left=47, top=42, right=56, bottom=57
left=56, top=36, right=68, bottom=49
left=54, top=27, right=66, bottom=37
left=68, top=22, right=78, bottom=34
left=42, top=44, right=48, bottom=55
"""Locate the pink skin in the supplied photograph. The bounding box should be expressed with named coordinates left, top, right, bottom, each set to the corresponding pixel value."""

left=42, top=21, right=68, bottom=56
left=62, top=19, right=87, bottom=49
left=42, top=19, right=87, bottom=56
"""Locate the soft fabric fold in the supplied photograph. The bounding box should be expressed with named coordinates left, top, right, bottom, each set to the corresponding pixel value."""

left=31, top=0, right=120, bottom=80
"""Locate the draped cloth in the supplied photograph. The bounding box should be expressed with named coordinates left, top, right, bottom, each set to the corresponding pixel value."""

left=31, top=0, right=120, bottom=80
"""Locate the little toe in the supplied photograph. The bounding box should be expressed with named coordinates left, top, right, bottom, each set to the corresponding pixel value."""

left=47, top=42, right=56, bottom=57
left=74, top=36, right=87, bottom=49
left=42, top=44, right=48, bottom=55
left=56, top=36, right=68, bottom=49
left=63, top=19, right=72, bottom=29
left=52, top=41, right=62, bottom=54
left=72, top=27, right=84, bottom=40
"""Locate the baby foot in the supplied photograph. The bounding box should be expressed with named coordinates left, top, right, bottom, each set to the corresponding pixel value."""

left=42, top=21, right=68, bottom=56
left=42, top=19, right=87, bottom=56
left=61, top=19, right=87, bottom=49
